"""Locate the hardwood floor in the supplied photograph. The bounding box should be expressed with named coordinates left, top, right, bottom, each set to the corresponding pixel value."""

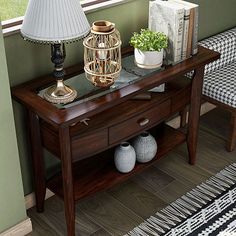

left=27, top=108, right=236, bottom=236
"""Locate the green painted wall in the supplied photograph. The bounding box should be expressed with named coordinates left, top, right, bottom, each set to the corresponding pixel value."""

left=3, top=0, right=236, bottom=195
left=189, top=0, right=236, bottom=39
left=0, top=28, right=27, bottom=233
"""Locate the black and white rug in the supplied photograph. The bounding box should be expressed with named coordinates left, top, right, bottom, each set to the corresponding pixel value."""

left=126, top=163, right=236, bottom=236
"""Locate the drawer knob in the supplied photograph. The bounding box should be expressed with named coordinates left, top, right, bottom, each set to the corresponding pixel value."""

left=138, top=118, right=150, bottom=126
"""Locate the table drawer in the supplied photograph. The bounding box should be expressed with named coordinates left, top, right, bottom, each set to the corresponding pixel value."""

left=72, top=129, right=108, bottom=161
left=109, top=99, right=171, bottom=144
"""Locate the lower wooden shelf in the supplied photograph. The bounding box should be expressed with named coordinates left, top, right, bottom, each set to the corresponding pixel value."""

left=47, top=124, right=186, bottom=202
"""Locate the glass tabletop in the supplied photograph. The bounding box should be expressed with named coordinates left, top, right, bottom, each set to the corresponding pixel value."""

left=38, top=55, right=163, bottom=109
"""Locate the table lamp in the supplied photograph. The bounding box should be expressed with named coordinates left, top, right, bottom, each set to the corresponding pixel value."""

left=21, top=0, right=90, bottom=104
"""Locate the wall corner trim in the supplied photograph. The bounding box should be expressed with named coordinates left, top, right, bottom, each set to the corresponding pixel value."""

left=25, top=189, right=54, bottom=210
left=0, top=218, right=32, bottom=236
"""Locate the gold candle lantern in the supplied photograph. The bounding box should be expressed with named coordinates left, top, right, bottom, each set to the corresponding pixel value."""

left=83, top=21, right=122, bottom=88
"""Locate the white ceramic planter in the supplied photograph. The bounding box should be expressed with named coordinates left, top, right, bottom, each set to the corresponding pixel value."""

left=134, top=48, right=164, bottom=69
left=114, top=142, right=136, bottom=173
left=132, top=131, right=157, bottom=163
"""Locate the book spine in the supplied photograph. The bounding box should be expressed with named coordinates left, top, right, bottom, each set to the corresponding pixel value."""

left=192, top=6, right=199, bottom=55
left=173, top=9, right=184, bottom=62
left=186, top=8, right=194, bottom=58
left=181, top=8, right=190, bottom=60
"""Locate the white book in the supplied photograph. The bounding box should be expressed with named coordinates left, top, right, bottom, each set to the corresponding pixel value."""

left=170, top=0, right=199, bottom=55
left=149, top=0, right=184, bottom=63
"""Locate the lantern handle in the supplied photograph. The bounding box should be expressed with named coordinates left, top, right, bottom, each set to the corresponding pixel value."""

left=92, top=20, right=115, bottom=32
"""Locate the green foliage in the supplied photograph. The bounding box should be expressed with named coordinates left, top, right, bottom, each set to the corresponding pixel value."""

left=0, top=0, right=85, bottom=21
left=130, top=29, right=168, bottom=52
left=0, top=0, right=28, bottom=21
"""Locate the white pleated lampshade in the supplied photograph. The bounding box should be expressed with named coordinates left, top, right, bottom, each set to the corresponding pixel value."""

left=21, top=0, right=90, bottom=43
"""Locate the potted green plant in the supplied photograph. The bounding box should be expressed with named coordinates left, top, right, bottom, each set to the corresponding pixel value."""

left=130, top=29, right=168, bottom=69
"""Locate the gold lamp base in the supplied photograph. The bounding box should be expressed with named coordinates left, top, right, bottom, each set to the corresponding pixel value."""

left=43, top=79, right=77, bottom=104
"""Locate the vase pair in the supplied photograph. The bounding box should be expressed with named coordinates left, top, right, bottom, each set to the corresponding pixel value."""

left=114, top=131, right=158, bottom=173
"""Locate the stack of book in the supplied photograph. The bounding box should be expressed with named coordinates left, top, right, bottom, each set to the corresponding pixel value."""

left=149, top=0, right=199, bottom=64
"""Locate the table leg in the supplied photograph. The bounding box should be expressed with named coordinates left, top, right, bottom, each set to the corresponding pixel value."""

left=187, top=66, right=205, bottom=165
left=226, top=112, right=236, bottom=152
left=180, top=106, right=188, bottom=128
left=28, top=110, right=46, bottom=212
left=59, top=127, right=75, bottom=236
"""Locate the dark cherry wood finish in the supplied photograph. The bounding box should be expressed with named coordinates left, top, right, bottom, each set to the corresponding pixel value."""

left=109, top=100, right=171, bottom=144
left=40, top=76, right=191, bottom=162
left=228, top=113, right=236, bottom=152
left=187, top=67, right=205, bottom=165
left=47, top=125, right=186, bottom=201
left=59, top=127, right=75, bottom=236
left=27, top=110, right=46, bottom=212
left=12, top=46, right=219, bottom=127
left=12, top=46, right=220, bottom=236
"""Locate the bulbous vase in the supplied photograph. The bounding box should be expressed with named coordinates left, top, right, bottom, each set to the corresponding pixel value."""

left=114, top=142, right=136, bottom=173
left=132, top=131, right=157, bottom=163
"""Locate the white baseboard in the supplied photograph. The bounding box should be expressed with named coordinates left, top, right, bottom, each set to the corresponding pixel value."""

left=200, top=102, right=216, bottom=116
left=25, top=189, right=54, bottom=210
left=0, top=218, right=32, bottom=236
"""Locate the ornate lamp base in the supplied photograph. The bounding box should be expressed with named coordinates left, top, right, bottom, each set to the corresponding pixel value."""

left=44, top=79, right=77, bottom=104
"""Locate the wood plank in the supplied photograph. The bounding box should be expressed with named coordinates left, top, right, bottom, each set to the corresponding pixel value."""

left=77, top=192, right=143, bottom=236
left=108, top=180, right=167, bottom=219
left=200, top=107, right=230, bottom=140
left=90, top=229, right=112, bottom=236
left=175, top=130, right=231, bottom=174
left=27, top=209, right=58, bottom=236
left=154, top=179, right=194, bottom=204
left=198, top=128, right=236, bottom=163
left=28, top=197, right=100, bottom=236
left=155, top=150, right=212, bottom=187
left=132, top=166, right=175, bottom=193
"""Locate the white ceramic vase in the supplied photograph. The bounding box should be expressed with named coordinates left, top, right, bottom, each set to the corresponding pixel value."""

left=134, top=48, right=164, bottom=69
left=114, top=142, right=136, bottom=173
left=132, top=131, right=157, bottom=163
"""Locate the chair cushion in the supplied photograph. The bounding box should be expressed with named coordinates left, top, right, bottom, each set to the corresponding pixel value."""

left=203, top=62, right=236, bottom=108
left=199, top=28, right=236, bottom=74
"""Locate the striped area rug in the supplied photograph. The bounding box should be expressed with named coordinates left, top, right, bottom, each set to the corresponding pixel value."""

left=126, top=163, right=236, bottom=236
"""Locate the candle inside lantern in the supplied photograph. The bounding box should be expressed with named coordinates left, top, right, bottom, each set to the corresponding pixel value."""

left=97, top=43, right=107, bottom=60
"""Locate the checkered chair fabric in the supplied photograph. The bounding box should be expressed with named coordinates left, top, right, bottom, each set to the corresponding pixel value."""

left=199, top=28, right=236, bottom=75
left=199, top=27, right=236, bottom=107
left=203, top=62, right=236, bottom=108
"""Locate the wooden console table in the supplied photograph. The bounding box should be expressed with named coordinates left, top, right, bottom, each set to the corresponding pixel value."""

left=12, top=46, right=219, bottom=236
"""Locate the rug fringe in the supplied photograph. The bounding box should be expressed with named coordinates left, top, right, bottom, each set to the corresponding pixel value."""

left=126, top=163, right=236, bottom=236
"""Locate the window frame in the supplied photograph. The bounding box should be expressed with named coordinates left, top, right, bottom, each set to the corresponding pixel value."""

left=2, top=0, right=130, bottom=36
